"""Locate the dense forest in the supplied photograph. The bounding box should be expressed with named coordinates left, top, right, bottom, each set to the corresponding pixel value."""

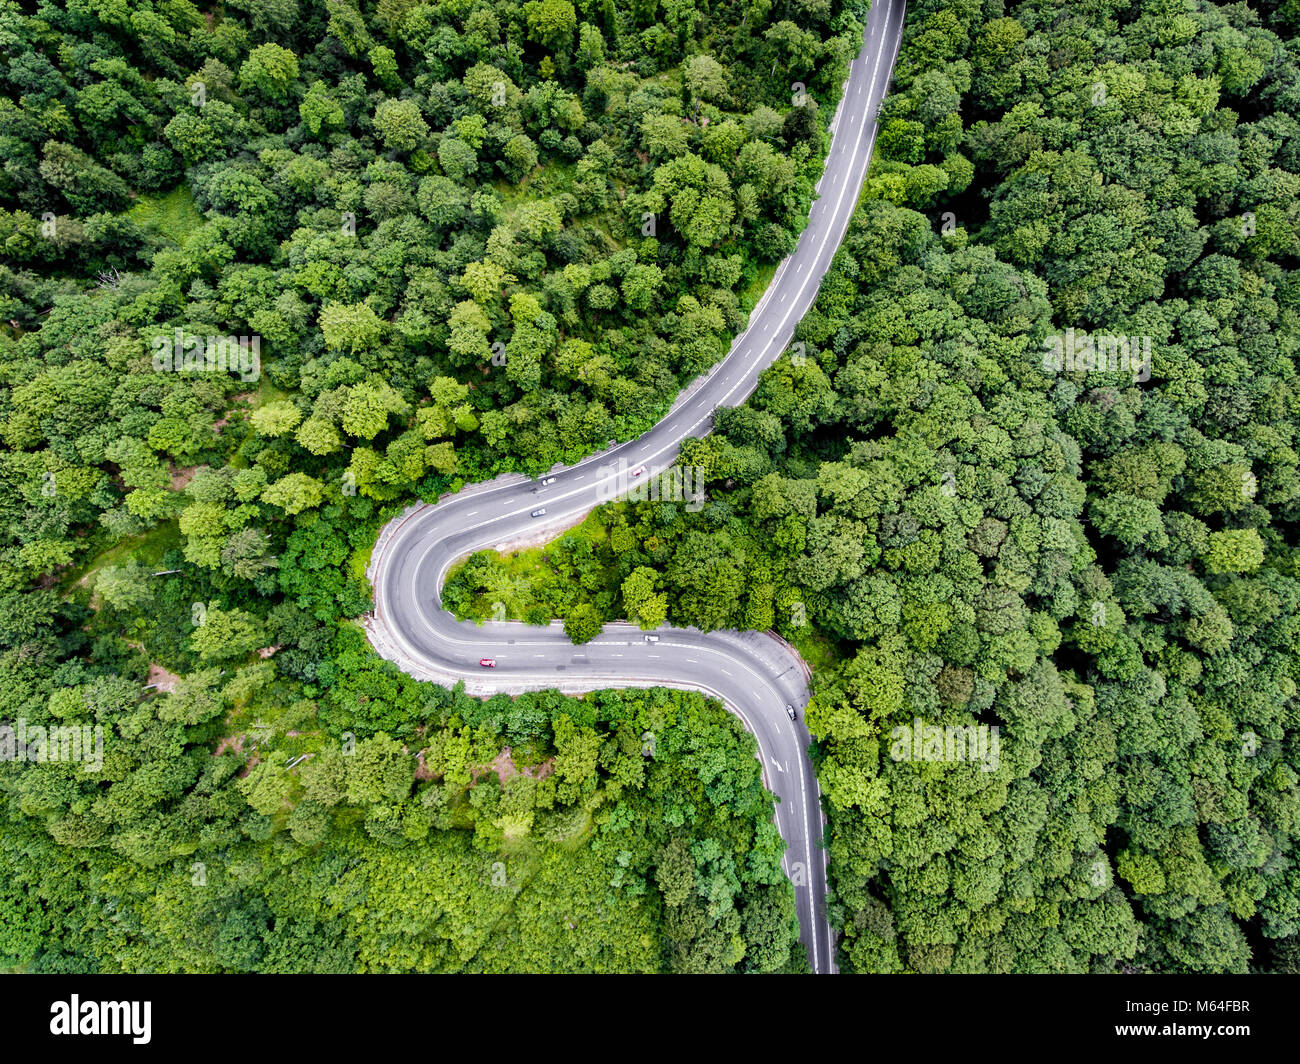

left=6, top=0, right=1300, bottom=975
left=446, top=0, right=1300, bottom=973
left=3, top=618, right=801, bottom=971
left=0, top=0, right=863, bottom=970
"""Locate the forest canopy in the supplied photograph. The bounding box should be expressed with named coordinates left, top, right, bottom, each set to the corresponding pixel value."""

left=445, top=0, right=1300, bottom=974
left=5, top=0, right=1300, bottom=976
left=0, top=0, right=864, bottom=972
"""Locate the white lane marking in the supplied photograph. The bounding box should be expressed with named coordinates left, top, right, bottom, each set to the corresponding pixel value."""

left=409, top=10, right=890, bottom=557
left=376, top=0, right=905, bottom=976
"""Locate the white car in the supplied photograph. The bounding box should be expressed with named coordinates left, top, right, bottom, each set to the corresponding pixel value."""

left=531, top=508, right=546, bottom=518
left=541, top=476, right=557, bottom=485
left=644, top=634, right=659, bottom=643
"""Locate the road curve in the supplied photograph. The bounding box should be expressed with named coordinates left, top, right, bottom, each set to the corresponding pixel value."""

left=367, top=0, right=906, bottom=975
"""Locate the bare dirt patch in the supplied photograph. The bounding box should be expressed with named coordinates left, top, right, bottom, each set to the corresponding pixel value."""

left=415, top=748, right=436, bottom=782
left=214, top=734, right=245, bottom=758
left=477, top=746, right=555, bottom=785
left=146, top=662, right=181, bottom=693
left=169, top=464, right=198, bottom=491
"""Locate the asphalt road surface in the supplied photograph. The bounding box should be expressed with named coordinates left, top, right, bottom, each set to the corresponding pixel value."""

left=368, top=0, right=906, bottom=975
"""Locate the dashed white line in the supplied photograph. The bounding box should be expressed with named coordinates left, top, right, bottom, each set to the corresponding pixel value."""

left=367, top=0, right=904, bottom=978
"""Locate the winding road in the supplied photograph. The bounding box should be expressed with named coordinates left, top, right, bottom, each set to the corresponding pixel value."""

left=367, top=0, right=906, bottom=975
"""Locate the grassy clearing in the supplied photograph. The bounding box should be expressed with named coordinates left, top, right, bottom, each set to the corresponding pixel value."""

left=247, top=377, right=290, bottom=408
left=128, top=184, right=204, bottom=247
left=786, top=626, right=841, bottom=679
left=494, top=158, right=578, bottom=209
left=739, top=261, right=778, bottom=315
left=63, top=520, right=182, bottom=594
left=349, top=541, right=373, bottom=583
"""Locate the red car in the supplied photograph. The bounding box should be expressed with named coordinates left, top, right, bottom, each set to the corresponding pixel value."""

left=479, top=658, right=496, bottom=667
left=631, top=465, right=647, bottom=477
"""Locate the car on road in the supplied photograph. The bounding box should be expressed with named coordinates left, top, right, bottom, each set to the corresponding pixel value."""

left=644, top=634, right=659, bottom=643
left=540, top=476, right=557, bottom=485
left=786, top=704, right=797, bottom=721
left=479, top=658, right=496, bottom=668
left=631, top=465, right=647, bottom=477
left=531, top=507, right=546, bottom=517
